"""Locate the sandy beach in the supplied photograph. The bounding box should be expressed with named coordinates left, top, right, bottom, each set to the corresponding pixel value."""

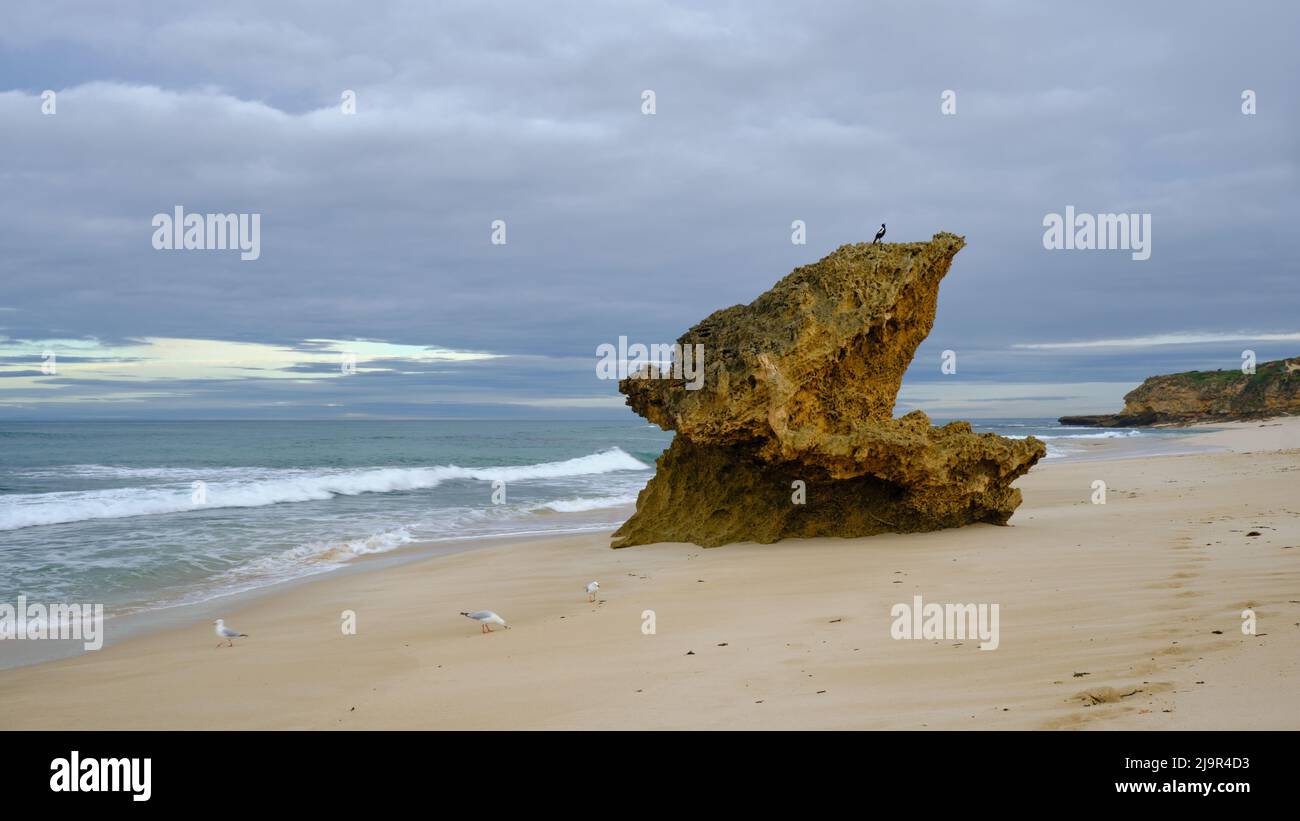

left=2, top=418, right=1297, bottom=731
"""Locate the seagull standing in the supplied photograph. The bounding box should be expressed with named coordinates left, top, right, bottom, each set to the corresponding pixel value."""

left=873, top=223, right=886, bottom=244
left=585, top=580, right=600, bottom=602
left=213, top=618, right=248, bottom=648
left=460, top=610, right=508, bottom=633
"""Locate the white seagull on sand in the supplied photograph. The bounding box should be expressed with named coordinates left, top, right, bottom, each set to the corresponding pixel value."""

left=585, top=580, right=600, bottom=602
left=460, top=610, right=508, bottom=633
left=213, top=618, right=248, bottom=648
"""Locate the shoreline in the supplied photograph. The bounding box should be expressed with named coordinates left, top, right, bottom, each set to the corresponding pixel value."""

left=0, top=423, right=1217, bottom=671
left=2, top=417, right=1297, bottom=729
left=0, top=517, right=631, bottom=671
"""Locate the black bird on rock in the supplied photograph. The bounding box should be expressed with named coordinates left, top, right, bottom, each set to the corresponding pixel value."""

left=873, top=223, right=886, bottom=244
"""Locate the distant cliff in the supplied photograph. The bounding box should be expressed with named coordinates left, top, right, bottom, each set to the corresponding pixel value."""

left=1060, top=357, right=1300, bottom=427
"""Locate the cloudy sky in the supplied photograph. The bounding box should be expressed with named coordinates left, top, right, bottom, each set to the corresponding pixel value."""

left=1, top=0, right=1297, bottom=419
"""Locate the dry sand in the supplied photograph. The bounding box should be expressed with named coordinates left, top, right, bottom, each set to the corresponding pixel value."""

left=2, top=418, right=1297, bottom=730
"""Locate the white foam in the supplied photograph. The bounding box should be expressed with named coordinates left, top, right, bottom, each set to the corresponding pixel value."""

left=218, top=526, right=415, bottom=580
left=1008, top=430, right=1144, bottom=441
left=1043, top=444, right=1083, bottom=459
left=0, top=448, right=651, bottom=531
left=18, top=465, right=287, bottom=481
left=534, top=494, right=639, bottom=513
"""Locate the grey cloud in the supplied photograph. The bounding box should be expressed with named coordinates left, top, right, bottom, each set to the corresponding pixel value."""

left=1, top=1, right=1297, bottom=418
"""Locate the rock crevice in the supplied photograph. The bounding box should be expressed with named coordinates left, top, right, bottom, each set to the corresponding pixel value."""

left=612, top=233, right=1045, bottom=548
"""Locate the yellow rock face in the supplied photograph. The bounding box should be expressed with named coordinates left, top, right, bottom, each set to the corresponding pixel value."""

left=1060, top=358, right=1300, bottom=427
left=613, top=233, right=1046, bottom=548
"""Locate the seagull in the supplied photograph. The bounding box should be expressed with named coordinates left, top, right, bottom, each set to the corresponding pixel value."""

left=460, top=610, right=509, bottom=633
left=585, top=580, right=600, bottom=602
left=213, top=618, right=248, bottom=648
left=873, top=223, right=886, bottom=244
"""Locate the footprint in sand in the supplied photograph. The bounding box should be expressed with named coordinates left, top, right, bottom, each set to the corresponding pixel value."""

left=1075, top=686, right=1141, bottom=705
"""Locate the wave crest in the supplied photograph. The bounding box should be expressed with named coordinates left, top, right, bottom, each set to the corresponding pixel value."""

left=0, top=448, right=650, bottom=531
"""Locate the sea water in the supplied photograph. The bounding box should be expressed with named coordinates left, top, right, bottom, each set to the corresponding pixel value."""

left=0, top=417, right=1212, bottom=655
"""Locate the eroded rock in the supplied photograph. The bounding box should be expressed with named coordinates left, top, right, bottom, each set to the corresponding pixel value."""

left=613, top=233, right=1045, bottom=548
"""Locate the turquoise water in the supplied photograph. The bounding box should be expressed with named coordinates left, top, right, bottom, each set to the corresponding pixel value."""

left=953, top=417, right=1214, bottom=461
left=0, top=418, right=1209, bottom=623
left=0, top=420, right=672, bottom=619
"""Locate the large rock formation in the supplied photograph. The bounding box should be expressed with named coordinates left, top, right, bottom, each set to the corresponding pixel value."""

left=1059, top=357, right=1300, bottom=427
left=612, top=233, right=1046, bottom=548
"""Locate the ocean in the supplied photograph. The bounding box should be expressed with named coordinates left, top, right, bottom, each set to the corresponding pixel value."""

left=0, top=417, right=1213, bottom=649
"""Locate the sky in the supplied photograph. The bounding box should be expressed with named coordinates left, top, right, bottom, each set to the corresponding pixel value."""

left=1, top=0, right=1297, bottom=420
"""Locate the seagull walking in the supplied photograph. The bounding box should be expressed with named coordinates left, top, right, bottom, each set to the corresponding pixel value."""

left=873, top=223, right=886, bottom=244
left=585, top=580, right=600, bottom=602
left=461, top=610, right=508, bottom=633
left=213, top=618, right=248, bottom=648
